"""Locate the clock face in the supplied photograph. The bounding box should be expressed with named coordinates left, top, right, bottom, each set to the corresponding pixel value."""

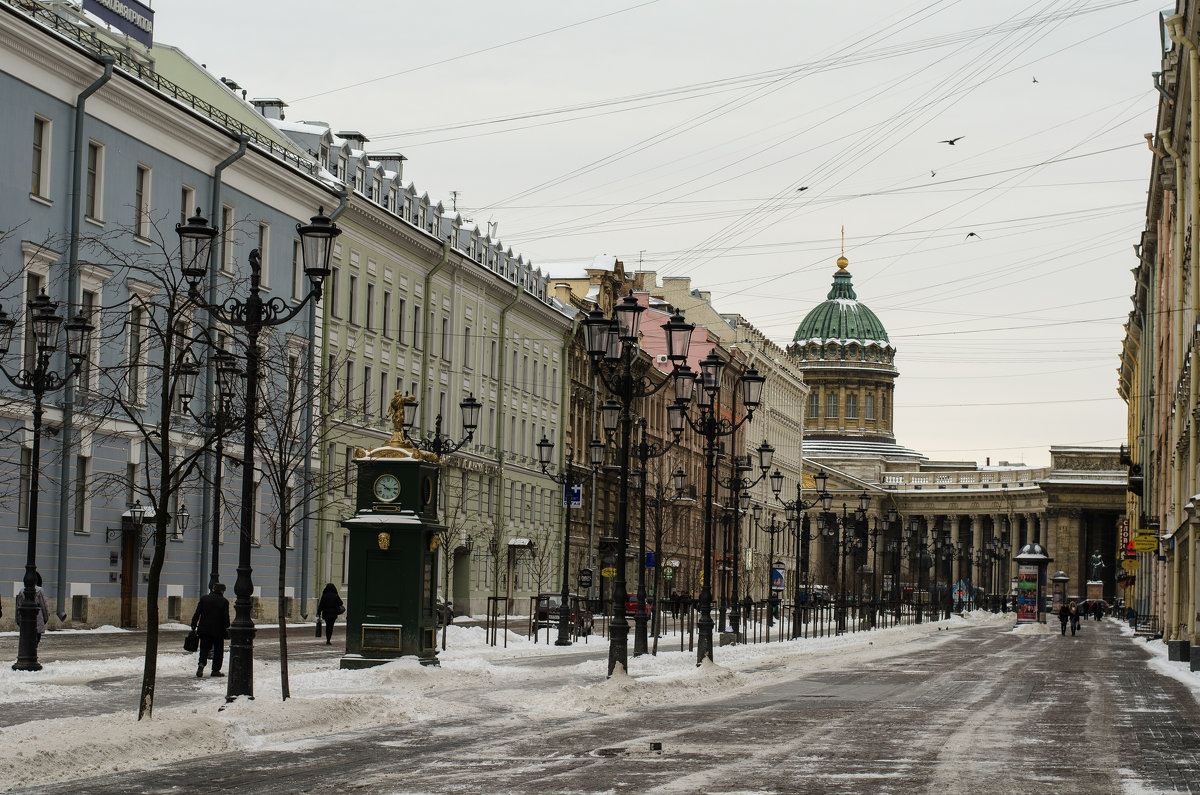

left=373, top=474, right=401, bottom=503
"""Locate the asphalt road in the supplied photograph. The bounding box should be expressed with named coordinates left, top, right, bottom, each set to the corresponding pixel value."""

left=20, top=619, right=1200, bottom=794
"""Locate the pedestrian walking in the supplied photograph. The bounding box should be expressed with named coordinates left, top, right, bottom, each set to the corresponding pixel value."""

left=14, top=572, right=50, bottom=646
left=1093, top=600, right=1104, bottom=621
left=1068, top=600, right=1080, bottom=635
left=316, top=583, right=345, bottom=645
left=1058, top=602, right=1070, bottom=635
left=190, top=582, right=230, bottom=678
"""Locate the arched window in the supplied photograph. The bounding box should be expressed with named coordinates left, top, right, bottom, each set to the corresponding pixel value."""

left=808, top=393, right=819, bottom=418
left=825, top=393, right=838, bottom=419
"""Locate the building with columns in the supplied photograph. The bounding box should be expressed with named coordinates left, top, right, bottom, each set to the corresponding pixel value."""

left=788, top=253, right=1125, bottom=608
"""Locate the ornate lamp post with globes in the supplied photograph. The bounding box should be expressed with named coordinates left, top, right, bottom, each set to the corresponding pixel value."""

left=581, top=294, right=694, bottom=677
left=537, top=434, right=604, bottom=646
left=176, top=206, right=341, bottom=701
left=770, top=469, right=831, bottom=639
left=672, top=349, right=765, bottom=665
left=0, top=292, right=94, bottom=671
left=715, top=444, right=774, bottom=639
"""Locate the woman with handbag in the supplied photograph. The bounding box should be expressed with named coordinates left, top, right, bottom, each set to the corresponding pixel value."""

left=316, top=583, right=345, bottom=645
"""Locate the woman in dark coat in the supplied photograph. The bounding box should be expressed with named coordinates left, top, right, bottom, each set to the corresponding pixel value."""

left=316, top=583, right=344, bottom=645
left=1058, top=602, right=1070, bottom=635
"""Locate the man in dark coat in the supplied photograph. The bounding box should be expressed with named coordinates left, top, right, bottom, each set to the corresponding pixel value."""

left=191, top=583, right=230, bottom=678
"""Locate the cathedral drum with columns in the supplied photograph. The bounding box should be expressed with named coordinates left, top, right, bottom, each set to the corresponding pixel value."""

left=784, top=248, right=1125, bottom=613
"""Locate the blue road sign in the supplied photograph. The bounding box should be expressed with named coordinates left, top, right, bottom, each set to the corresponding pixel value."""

left=564, top=482, right=583, bottom=508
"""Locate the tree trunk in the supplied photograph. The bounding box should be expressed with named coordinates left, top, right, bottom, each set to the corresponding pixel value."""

left=278, top=542, right=290, bottom=700
left=138, top=522, right=167, bottom=720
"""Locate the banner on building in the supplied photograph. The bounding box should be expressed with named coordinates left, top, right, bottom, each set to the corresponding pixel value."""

left=83, top=0, right=154, bottom=48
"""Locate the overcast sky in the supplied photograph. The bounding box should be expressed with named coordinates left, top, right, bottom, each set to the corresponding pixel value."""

left=151, top=0, right=1162, bottom=468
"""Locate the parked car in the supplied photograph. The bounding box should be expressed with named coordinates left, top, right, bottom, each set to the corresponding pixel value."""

left=535, top=593, right=592, bottom=634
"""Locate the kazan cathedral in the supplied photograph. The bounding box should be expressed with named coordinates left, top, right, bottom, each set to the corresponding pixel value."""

left=785, top=251, right=1125, bottom=609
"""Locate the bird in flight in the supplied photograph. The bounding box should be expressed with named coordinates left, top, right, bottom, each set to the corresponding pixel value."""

left=939, top=136, right=964, bottom=145
left=965, top=232, right=982, bottom=240
left=1032, top=76, right=1039, bottom=83
left=930, top=170, right=936, bottom=177
left=798, top=186, right=809, bottom=191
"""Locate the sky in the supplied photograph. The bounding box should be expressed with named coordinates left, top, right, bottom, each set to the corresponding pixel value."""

left=149, top=0, right=1165, bottom=468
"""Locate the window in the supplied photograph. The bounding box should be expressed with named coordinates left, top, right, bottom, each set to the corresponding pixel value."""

left=22, top=273, right=44, bottom=373
left=397, top=297, right=406, bottom=343
left=128, top=305, right=146, bottom=402
left=382, top=291, right=392, bottom=337
left=180, top=185, right=194, bottom=226
left=341, top=535, right=350, bottom=584
left=865, top=394, right=875, bottom=420
left=329, top=267, right=341, bottom=318
left=488, top=341, right=496, bottom=377
left=380, top=371, right=389, bottom=417
left=257, top=223, right=270, bottom=286
left=440, top=317, right=450, bottom=360
left=326, top=352, right=338, bottom=407
left=365, top=283, right=375, bottom=332
left=135, top=165, right=151, bottom=238
left=413, top=303, right=422, bottom=349
left=31, top=116, right=50, bottom=198
left=348, top=274, right=358, bottom=324
left=362, top=365, right=372, bottom=415
left=251, top=481, right=262, bottom=546
left=85, top=142, right=103, bottom=219
left=17, top=448, right=32, bottom=529
left=344, top=447, right=355, bottom=496
left=808, top=393, right=819, bottom=419
left=78, top=290, right=99, bottom=392
left=881, top=394, right=887, bottom=422
left=125, top=462, right=138, bottom=508
left=221, top=205, right=234, bottom=273
left=825, top=393, right=838, bottom=419
left=462, top=325, right=472, bottom=369
left=846, top=393, right=858, bottom=419
left=344, top=359, right=355, bottom=412
left=292, top=240, right=304, bottom=300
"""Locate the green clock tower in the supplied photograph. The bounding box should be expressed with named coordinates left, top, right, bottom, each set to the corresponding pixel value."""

left=340, top=392, right=444, bottom=668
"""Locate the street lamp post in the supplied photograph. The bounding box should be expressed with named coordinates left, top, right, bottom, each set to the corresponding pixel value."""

left=863, top=510, right=894, bottom=628
left=673, top=350, right=764, bottom=665
left=178, top=348, right=243, bottom=591
left=177, top=206, right=341, bottom=701
left=770, top=471, right=830, bottom=640
left=820, top=493, right=869, bottom=635
left=538, top=435, right=604, bottom=646
left=886, top=537, right=902, bottom=622
left=716, top=444, right=773, bottom=640
left=628, top=416, right=688, bottom=655
left=582, top=296, right=694, bottom=677
left=750, top=505, right=787, bottom=641
left=0, top=292, right=94, bottom=671
left=401, top=394, right=483, bottom=458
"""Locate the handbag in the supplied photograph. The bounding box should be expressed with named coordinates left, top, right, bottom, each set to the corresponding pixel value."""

left=315, top=617, right=323, bottom=637
left=337, top=604, right=345, bottom=615
left=183, top=630, right=199, bottom=652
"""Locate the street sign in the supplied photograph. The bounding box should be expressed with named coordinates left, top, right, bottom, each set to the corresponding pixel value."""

left=579, top=568, right=593, bottom=589
left=563, top=482, right=582, bottom=508
left=1131, top=536, right=1158, bottom=552
left=662, top=566, right=675, bottom=580
left=601, top=566, right=617, bottom=578
left=1121, top=558, right=1140, bottom=572
left=770, top=565, right=785, bottom=591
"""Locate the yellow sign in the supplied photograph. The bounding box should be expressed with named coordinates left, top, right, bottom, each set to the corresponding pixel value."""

left=1131, top=537, right=1157, bottom=552
left=601, top=566, right=617, bottom=578
left=1121, top=558, right=1140, bottom=572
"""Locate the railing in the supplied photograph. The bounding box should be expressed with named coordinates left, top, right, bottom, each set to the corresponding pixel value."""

left=881, top=467, right=1050, bottom=487
left=6, top=0, right=317, bottom=176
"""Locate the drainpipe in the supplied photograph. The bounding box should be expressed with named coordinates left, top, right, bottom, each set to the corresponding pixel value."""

left=301, top=187, right=349, bottom=619
left=55, top=56, right=114, bottom=621
left=197, top=136, right=248, bottom=597
left=418, top=241, right=453, bottom=430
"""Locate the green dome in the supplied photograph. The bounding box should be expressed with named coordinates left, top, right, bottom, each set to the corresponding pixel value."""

left=793, top=260, right=889, bottom=345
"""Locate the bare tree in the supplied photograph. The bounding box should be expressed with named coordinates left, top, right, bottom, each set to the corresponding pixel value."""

left=253, top=330, right=350, bottom=699
left=80, top=221, right=222, bottom=719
